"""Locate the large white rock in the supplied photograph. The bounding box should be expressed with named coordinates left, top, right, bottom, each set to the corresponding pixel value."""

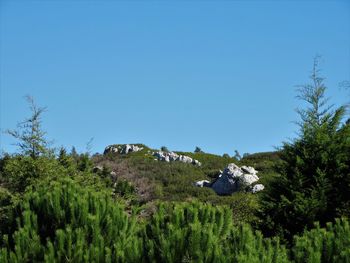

left=223, top=163, right=243, bottom=178
left=208, top=163, right=262, bottom=195
left=211, top=174, right=240, bottom=195
left=241, top=166, right=258, bottom=175
left=239, top=173, right=259, bottom=186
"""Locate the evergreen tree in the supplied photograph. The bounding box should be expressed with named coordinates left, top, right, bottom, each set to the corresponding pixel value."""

left=70, top=146, right=78, bottom=160
left=6, top=96, right=51, bottom=159
left=57, top=147, right=74, bottom=169
left=259, top=57, right=350, bottom=240
left=194, top=146, right=203, bottom=153
left=77, top=153, right=93, bottom=172
left=0, top=156, right=65, bottom=193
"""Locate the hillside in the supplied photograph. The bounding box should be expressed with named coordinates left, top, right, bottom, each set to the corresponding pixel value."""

left=90, top=144, right=281, bottom=223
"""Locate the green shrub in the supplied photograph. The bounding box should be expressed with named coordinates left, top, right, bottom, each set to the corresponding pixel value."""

left=0, top=177, right=142, bottom=263
left=0, top=156, right=66, bottom=193
left=1, top=178, right=349, bottom=262
left=143, top=201, right=288, bottom=263
left=293, top=218, right=350, bottom=263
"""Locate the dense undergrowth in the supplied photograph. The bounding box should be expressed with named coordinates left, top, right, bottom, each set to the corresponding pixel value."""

left=0, top=177, right=349, bottom=262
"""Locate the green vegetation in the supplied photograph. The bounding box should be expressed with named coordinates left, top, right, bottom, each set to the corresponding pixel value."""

left=0, top=178, right=142, bottom=262
left=0, top=60, right=349, bottom=262
left=259, top=59, right=350, bottom=241
left=0, top=177, right=349, bottom=262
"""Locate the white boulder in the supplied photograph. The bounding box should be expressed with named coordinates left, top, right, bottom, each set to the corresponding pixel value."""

left=205, top=163, right=263, bottom=195
left=241, top=166, right=258, bottom=175
left=239, top=173, right=259, bottom=186
left=194, top=180, right=211, bottom=187
left=211, top=173, right=240, bottom=195
left=223, top=163, right=243, bottom=178
left=251, top=184, right=265, bottom=193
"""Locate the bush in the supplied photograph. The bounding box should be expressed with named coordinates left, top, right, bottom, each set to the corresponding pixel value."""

left=143, top=201, right=288, bottom=263
left=1, top=178, right=349, bottom=262
left=293, top=218, right=350, bottom=262
left=0, top=177, right=142, bottom=263
left=0, top=156, right=66, bottom=193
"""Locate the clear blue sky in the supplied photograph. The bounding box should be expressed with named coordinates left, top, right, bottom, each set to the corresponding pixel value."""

left=1, top=1, right=349, bottom=156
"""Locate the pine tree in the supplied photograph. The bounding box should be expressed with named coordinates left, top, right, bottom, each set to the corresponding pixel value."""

left=194, top=147, right=203, bottom=153
left=6, top=96, right=51, bottom=159
left=57, top=147, right=75, bottom=169
left=292, top=218, right=350, bottom=262
left=0, top=177, right=142, bottom=262
left=70, top=146, right=78, bottom=160
left=259, top=57, right=350, bottom=240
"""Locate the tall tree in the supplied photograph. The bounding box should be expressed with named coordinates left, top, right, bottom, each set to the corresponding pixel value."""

left=6, top=96, right=50, bottom=158
left=259, top=57, right=350, bottom=241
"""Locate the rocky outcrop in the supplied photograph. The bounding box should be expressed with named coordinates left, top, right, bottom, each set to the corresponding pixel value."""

left=104, top=144, right=144, bottom=155
left=195, top=163, right=263, bottom=195
left=152, top=151, right=202, bottom=166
